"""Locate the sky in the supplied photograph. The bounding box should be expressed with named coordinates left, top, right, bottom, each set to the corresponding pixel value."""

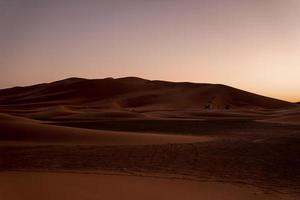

left=0, top=0, right=299, bottom=102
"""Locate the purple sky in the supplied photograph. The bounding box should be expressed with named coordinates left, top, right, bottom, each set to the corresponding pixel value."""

left=0, top=0, right=299, bottom=101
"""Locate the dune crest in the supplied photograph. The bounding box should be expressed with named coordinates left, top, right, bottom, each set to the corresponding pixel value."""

left=0, top=77, right=296, bottom=110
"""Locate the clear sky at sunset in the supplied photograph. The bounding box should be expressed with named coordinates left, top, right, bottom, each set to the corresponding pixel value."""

left=0, top=0, right=299, bottom=102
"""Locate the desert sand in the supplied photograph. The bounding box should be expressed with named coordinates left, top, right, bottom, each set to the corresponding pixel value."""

left=0, top=172, right=298, bottom=200
left=0, top=113, right=211, bottom=145
left=0, top=77, right=299, bottom=200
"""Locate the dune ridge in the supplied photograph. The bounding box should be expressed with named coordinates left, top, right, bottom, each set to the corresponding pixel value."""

left=0, top=77, right=296, bottom=110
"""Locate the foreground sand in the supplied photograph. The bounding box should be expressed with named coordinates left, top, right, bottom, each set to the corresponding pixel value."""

left=0, top=172, right=297, bottom=200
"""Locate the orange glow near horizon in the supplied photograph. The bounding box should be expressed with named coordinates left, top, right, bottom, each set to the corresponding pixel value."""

left=1, top=0, right=299, bottom=102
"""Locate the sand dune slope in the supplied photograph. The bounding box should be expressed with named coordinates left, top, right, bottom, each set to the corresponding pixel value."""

left=257, top=108, right=300, bottom=125
left=0, top=113, right=210, bottom=145
left=0, top=77, right=296, bottom=111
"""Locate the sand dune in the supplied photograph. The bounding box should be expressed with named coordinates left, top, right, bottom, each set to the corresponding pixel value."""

left=0, top=77, right=298, bottom=123
left=0, top=113, right=211, bottom=145
left=257, top=108, right=300, bottom=125
left=0, top=77, right=296, bottom=111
